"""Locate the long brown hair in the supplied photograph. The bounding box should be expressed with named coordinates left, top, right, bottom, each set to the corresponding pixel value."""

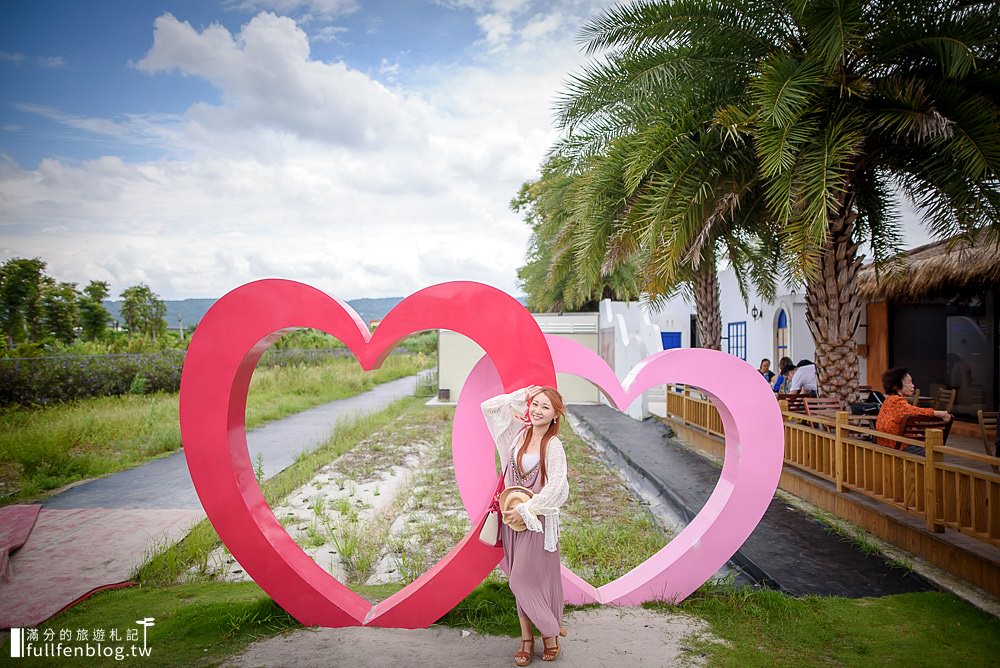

left=516, top=387, right=565, bottom=485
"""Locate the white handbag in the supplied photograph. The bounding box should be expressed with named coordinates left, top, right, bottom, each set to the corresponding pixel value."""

left=477, top=461, right=508, bottom=547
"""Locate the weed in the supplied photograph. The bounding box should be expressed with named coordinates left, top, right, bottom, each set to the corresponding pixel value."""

left=303, top=519, right=327, bottom=549
left=331, top=497, right=353, bottom=516
left=393, top=547, right=429, bottom=584
left=330, top=522, right=361, bottom=562
left=253, top=452, right=265, bottom=485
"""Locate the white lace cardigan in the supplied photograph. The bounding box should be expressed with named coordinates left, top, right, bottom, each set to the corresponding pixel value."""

left=480, top=388, right=569, bottom=552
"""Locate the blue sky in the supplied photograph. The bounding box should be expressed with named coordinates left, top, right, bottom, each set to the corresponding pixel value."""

left=1, top=1, right=491, bottom=167
left=0, top=0, right=932, bottom=301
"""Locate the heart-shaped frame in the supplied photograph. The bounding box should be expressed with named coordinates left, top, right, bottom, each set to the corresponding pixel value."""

left=453, top=334, right=784, bottom=605
left=179, top=279, right=556, bottom=628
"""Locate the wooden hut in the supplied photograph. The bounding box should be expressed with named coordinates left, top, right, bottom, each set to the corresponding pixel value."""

left=858, top=234, right=1000, bottom=421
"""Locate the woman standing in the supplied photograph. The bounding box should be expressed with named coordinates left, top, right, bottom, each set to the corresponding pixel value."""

left=481, top=385, right=569, bottom=665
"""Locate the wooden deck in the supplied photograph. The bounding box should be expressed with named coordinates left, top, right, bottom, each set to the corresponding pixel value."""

left=656, top=385, right=1000, bottom=597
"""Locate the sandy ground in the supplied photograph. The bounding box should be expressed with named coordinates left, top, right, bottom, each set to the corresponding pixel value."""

left=222, top=606, right=716, bottom=667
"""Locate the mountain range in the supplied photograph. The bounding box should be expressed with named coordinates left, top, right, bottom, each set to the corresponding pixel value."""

left=102, top=294, right=526, bottom=331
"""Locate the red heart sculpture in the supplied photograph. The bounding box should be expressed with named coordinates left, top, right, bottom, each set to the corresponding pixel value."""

left=179, top=279, right=555, bottom=628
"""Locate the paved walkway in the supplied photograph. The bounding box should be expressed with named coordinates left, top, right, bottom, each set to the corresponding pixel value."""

left=570, top=404, right=934, bottom=598
left=42, top=376, right=417, bottom=509
left=1, top=376, right=417, bottom=629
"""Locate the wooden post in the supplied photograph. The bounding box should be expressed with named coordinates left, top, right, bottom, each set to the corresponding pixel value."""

left=835, top=411, right=847, bottom=493
left=681, top=384, right=688, bottom=426
left=925, top=429, right=945, bottom=533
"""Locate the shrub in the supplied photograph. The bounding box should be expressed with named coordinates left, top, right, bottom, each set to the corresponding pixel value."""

left=0, top=351, right=185, bottom=406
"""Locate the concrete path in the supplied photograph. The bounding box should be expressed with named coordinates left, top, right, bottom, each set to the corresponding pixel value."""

left=570, top=404, right=934, bottom=598
left=222, top=606, right=713, bottom=668
left=42, top=376, right=417, bottom=510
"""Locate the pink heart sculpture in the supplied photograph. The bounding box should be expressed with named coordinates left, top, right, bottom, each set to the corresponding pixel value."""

left=179, top=279, right=556, bottom=628
left=452, top=334, right=784, bottom=605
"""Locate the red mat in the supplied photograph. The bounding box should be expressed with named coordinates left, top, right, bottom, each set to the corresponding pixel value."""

left=0, top=508, right=204, bottom=629
left=0, top=504, right=41, bottom=580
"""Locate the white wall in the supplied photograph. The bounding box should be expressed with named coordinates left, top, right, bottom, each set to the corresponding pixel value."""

left=716, top=270, right=814, bottom=369
left=437, top=312, right=600, bottom=405
left=598, top=300, right=666, bottom=418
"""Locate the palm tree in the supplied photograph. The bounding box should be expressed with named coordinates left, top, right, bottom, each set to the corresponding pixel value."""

left=549, top=13, right=778, bottom=351
left=513, top=156, right=642, bottom=312
left=555, top=0, right=1000, bottom=403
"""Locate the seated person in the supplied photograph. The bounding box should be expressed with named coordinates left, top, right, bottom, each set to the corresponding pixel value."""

left=773, top=361, right=796, bottom=393
left=786, top=359, right=817, bottom=396
left=758, top=358, right=775, bottom=383
left=875, top=367, right=951, bottom=454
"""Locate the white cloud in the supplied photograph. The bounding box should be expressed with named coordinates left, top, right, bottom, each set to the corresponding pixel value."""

left=477, top=12, right=514, bottom=46
left=311, top=24, right=348, bottom=42
left=133, top=13, right=431, bottom=151
left=38, top=56, right=66, bottom=68
left=227, top=0, right=359, bottom=19
left=522, top=12, right=564, bottom=41
left=0, top=51, right=27, bottom=63
left=0, top=5, right=621, bottom=300
left=0, top=50, right=66, bottom=68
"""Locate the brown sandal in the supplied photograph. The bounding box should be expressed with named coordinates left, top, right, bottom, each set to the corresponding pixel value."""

left=541, top=637, right=560, bottom=661
left=514, top=638, right=535, bottom=666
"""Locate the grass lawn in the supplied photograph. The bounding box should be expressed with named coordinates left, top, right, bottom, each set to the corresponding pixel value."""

left=671, top=587, right=998, bottom=667
left=4, top=580, right=994, bottom=667
left=0, top=351, right=432, bottom=505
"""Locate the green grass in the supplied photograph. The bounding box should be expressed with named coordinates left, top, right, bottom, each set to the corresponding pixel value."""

left=667, top=587, right=1000, bottom=667
left=5, top=578, right=995, bottom=667
left=559, top=424, right=669, bottom=585
left=0, top=352, right=432, bottom=505
left=0, top=582, right=300, bottom=667
left=135, top=396, right=427, bottom=585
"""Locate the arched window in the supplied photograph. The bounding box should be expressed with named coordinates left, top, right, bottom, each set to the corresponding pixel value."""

left=775, top=308, right=789, bottom=362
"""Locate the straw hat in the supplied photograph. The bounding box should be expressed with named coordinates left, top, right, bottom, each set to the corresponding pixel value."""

left=499, top=486, right=533, bottom=532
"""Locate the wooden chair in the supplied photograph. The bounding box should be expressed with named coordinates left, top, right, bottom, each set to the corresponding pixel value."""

left=916, top=387, right=957, bottom=413
left=803, top=396, right=842, bottom=418
left=899, top=414, right=953, bottom=444
left=777, top=393, right=806, bottom=413
left=803, top=396, right=843, bottom=432
left=978, top=410, right=998, bottom=473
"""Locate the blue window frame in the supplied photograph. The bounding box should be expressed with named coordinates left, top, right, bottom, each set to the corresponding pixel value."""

left=727, top=321, right=747, bottom=360
left=661, top=331, right=682, bottom=350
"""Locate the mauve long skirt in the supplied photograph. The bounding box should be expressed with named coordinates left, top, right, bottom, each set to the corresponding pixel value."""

left=500, top=463, right=564, bottom=637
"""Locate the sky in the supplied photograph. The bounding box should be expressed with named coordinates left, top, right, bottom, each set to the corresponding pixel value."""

left=0, top=0, right=933, bottom=302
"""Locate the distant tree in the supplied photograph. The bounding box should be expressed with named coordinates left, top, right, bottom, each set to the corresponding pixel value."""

left=120, top=284, right=167, bottom=342
left=79, top=280, right=111, bottom=341
left=0, top=257, right=47, bottom=346
left=41, top=280, right=80, bottom=344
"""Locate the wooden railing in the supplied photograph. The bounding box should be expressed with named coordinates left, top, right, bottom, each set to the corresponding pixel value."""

left=663, top=384, right=1000, bottom=549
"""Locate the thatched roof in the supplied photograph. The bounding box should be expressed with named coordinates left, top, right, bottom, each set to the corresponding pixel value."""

left=857, top=235, right=1000, bottom=301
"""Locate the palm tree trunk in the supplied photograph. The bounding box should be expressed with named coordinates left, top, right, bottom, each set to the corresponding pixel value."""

left=805, top=200, right=862, bottom=405
left=693, top=263, right=721, bottom=351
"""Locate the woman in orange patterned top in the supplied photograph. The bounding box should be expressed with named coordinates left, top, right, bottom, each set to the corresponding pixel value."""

left=875, top=367, right=952, bottom=454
